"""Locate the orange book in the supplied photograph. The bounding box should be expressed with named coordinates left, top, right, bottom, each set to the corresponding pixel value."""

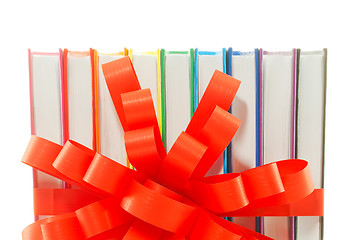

left=63, top=49, right=95, bottom=150
left=94, top=49, right=128, bottom=166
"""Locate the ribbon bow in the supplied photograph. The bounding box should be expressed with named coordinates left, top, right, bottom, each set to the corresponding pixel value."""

left=22, top=57, right=323, bottom=240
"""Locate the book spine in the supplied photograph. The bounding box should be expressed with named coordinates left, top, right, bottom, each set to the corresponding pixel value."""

left=90, top=48, right=97, bottom=151
left=291, top=48, right=298, bottom=240
left=227, top=47, right=233, bottom=174
left=160, top=49, right=166, bottom=147
left=63, top=49, right=69, bottom=142
left=255, top=48, right=261, bottom=233
left=190, top=49, right=194, bottom=118
left=28, top=49, right=34, bottom=136
left=194, top=48, right=199, bottom=113
left=222, top=48, right=228, bottom=175
left=28, top=49, right=37, bottom=222
left=93, top=49, right=100, bottom=152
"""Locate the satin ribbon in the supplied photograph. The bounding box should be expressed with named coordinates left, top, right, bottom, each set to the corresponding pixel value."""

left=22, top=56, right=323, bottom=240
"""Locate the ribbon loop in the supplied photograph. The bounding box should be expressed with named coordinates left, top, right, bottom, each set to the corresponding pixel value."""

left=22, top=136, right=63, bottom=180
left=192, top=106, right=241, bottom=178
left=185, top=173, right=249, bottom=213
left=189, top=212, right=242, bottom=240
left=124, top=126, right=164, bottom=178
left=186, top=70, right=241, bottom=136
left=75, top=196, right=133, bottom=239
left=276, top=159, right=314, bottom=203
left=102, top=57, right=141, bottom=131
left=245, top=160, right=315, bottom=209
left=241, top=162, right=284, bottom=201
left=83, top=153, right=143, bottom=197
left=40, top=213, right=84, bottom=240
left=120, top=179, right=198, bottom=234
left=122, top=219, right=163, bottom=240
left=158, top=132, right=207, bottom=192
left=121, top=89, right=158, bottom=130
left=53, top=140, right=95, bottom=183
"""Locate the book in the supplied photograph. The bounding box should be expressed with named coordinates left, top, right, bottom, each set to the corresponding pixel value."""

left=194, top=48, right=227, bottom=176
left=261, top=49, right=297, bottom=240
left=94, top=50, right=127, bottom=166
left=130, top=50, right=163, bottom=142
left=28, top=49, right=64, bottom=219
left=295, top=49, right=327, bottom=240
left=228, top=48, right=260, bottom=231
left=160, top=49, right=194, bottom=151
left=63, top=49, right=95, bottom=150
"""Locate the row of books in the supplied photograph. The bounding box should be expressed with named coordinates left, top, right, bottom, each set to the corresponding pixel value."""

left=28, top=48, right=327, bottom=240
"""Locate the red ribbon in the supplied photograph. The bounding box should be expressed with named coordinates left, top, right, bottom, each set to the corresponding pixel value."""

left=22, top=57, right=323, bottom=240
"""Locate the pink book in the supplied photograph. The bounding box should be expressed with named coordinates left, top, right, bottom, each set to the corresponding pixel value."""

left=28, top=49, right=65, bottom=220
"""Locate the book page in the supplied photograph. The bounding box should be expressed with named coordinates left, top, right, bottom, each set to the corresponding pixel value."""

left=231, top=52, right=257, bottom=231
left=262, top=51, right=294, bottom=240
left=197, top=51, right=225, bottom=176
left=67, top=53, right=94, bottom=149
left=31, top=53, right=63, bottom=189
left=165, top=52, right=191, bottom=151
left=296, top=50, right=326, bottom=240
left=98, top=54, right=127, bottom=166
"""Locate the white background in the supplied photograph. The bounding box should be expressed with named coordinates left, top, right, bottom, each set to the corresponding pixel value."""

left=0, top=0, right=343, bottom=239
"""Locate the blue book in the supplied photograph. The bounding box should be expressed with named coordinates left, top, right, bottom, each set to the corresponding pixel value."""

left=228, top=48, right=260, bottom=232
left=194, top=48, right=227, bottom=176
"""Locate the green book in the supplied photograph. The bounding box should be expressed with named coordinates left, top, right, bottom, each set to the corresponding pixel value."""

left=160, top=49, right=194, bottom=151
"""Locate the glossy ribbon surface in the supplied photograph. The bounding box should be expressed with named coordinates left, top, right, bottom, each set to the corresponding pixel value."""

left=22, top=57, right=323, bottom=240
